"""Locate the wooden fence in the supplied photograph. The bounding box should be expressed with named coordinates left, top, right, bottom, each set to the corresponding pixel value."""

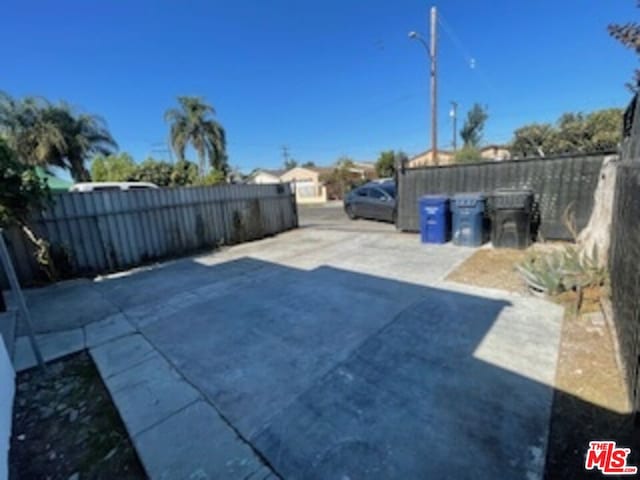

left=1, top=183, right=298, bottom=287
left=396, top=152, right=612, bottom=240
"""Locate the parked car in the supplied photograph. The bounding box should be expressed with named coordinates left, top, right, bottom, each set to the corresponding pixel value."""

left=69, top=182, right=159, bottom=192
left=344, top=181, right=396, bottom=222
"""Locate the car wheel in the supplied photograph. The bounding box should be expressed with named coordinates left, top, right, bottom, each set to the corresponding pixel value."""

left=346, top=205, right=357, bottom=220
left=391, top=210, right=397, bottom=224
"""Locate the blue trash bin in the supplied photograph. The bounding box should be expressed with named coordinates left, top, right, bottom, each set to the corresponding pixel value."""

left=419, top=195, right=450, bottom=243
left=451, top=193, right=486, bottom=246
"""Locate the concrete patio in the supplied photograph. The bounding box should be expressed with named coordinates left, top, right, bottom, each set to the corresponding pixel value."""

left=8, top=220, right=564, bottom=479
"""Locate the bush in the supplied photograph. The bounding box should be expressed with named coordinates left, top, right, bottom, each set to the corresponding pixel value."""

left=454, top=146, right=483, bottom=164
left=194, top=169, right=226, bottom=186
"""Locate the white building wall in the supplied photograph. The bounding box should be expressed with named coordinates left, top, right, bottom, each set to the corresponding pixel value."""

left=250, top=172, right=280, bottom=184
left=0, top=338, right=14, bottom=480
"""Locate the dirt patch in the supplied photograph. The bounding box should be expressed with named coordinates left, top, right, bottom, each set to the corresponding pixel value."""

left=445, top=247, right=530, bottom=293
left=9, top=351, right=146, bottom=480
left=544, top=305, right=638, bottom=479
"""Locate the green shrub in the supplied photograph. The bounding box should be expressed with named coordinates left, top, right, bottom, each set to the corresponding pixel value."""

left=454, top=146, right=483, bottom=164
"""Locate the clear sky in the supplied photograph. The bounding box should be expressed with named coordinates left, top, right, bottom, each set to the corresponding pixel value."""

left=3, top=0, right=638, bottom=172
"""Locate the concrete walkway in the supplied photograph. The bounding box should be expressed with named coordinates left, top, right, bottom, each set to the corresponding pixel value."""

left=9, top=223, right=564, bottom=479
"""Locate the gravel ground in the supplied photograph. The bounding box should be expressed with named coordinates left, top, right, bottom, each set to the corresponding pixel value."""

left=9, top=352, right=146, bottom=480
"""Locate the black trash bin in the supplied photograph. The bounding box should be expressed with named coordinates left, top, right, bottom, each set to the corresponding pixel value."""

left=489, top=189, right=534, bottom=249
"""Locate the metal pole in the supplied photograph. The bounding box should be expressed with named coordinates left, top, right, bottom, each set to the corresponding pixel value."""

left=430, top=6, right=438, bottom=166
left=0, top=230, right=45, bottom=369
left=451, top=101, right=458, bottom=152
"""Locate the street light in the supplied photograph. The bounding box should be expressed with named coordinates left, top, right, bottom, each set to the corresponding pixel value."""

left=409, top=6, right=438, bottom=165
left=408, top=31, right=431, bottom=60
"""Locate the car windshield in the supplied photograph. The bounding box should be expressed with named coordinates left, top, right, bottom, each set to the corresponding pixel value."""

left=380, top=183, right=396, bottom=198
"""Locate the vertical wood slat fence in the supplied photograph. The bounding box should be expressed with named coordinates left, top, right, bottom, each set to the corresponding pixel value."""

left=610, top=161, right=640, bottom=412
left=396, top=152, right=612, bottom=240
left=1, top=183, right=298, bottom=288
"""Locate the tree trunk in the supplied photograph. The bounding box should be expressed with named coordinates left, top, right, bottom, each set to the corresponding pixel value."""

left=197, top=149, right=206, bottom=177
left=19, top=223, right=58, bottom=281
left=576, top=154, right=619, bottom=267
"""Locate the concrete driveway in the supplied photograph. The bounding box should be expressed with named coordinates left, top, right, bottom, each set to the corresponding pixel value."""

left=11, top=207, right=563, bottom=479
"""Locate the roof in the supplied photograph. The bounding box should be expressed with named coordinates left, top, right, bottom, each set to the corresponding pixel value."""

left=409, top=149, right=455, bottom=160
left=248, top=168, right=285, bottom=178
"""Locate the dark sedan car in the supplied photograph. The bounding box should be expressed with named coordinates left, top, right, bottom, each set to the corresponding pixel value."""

left=344, top=181, right=396, bottom=223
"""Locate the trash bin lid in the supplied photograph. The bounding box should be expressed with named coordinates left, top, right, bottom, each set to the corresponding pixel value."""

left=453, top=192, right=486, bottom=201
left=492, top=188, right=533, bottom=197
left=490, top=188, right=533, bottom=211
left=419, top=194, right=449, bottom=205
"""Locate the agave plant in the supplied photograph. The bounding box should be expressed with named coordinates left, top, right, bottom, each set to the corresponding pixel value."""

left=517, top=245, right=608, bottom=297
left=517, top=251, right=566, bottom=296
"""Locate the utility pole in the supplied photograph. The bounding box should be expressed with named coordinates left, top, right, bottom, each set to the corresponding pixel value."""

left=430, top=6, right=438, bottom=165
left=282, top=145, right=290, bottom=166
left=450, top=101, right=458, bottom=152
left=409, top=6, right=438, bottom=165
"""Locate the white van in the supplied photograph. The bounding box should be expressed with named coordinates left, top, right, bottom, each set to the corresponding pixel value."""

left=69, top=182, right=159, bottom=192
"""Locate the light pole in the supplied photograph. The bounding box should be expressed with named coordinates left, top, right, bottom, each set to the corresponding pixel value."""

left=409, top=6, right=438, bottom=165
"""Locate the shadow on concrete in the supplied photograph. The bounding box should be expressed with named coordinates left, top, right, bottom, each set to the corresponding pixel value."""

left=13, top=254, right=640, bottom=478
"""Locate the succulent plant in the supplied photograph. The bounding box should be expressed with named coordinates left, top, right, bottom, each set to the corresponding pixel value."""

left=517, top=245, right=607, bottom=297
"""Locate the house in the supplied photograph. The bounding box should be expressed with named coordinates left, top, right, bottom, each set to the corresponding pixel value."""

left=246, top=169, right=284, bottom=184
left=406, top=150, right=455, bottom=168
left=280, top=166, right=328, bottom=204
left=480, top=145, right=511, bottom=161
left=406, top=145, right=511, bottom=168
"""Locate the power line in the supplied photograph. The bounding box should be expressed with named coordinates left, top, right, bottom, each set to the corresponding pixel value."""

left=438, top=12, right=499, bottom=96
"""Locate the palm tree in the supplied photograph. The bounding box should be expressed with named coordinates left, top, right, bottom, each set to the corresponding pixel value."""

left=42, top=103, right=117, bottom=181
left=164, top=96, right=227, bottom=176
left=0, top=92, right=117, bottom=181
left=0, top=93, right=66, bottom=167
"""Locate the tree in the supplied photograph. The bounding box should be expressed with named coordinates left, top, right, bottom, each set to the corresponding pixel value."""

left=608, top=2, right=640, bottom=91
left=454, top=146, right=483, bottom=164
left=42, top=103, right=117, bottom=181
left=375, top=151, right=395, bottom=177
left=0, top=92, right=117, bottom=181
left=170, top=159, right=199, bottom=186
left=375, top=150, right=407, bottom=177
left=511, top=123, right=558, bottom=157
left=0, top=93, right=66, bottom=169
left=0, top=139, right=57, bottom=280
left=129, top=158, right=174, bottom=186
left=284, top=158, right=298, bottom=170
left=321, top=157, right=363, bottom=199
left=301, top=161, right=316, bottom=168
left=91, top=153, right=136, bottom=181
left=165, top=96, right=227, bottom=176
left=585, top=108, right=624, bottom=151
left=460, top=104, right=488, bottom=147
left=510, top=109, right=622, bottom=157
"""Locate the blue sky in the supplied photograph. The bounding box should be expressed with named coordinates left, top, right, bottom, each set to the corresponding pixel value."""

left=3, top=0, right=638, bottom=172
